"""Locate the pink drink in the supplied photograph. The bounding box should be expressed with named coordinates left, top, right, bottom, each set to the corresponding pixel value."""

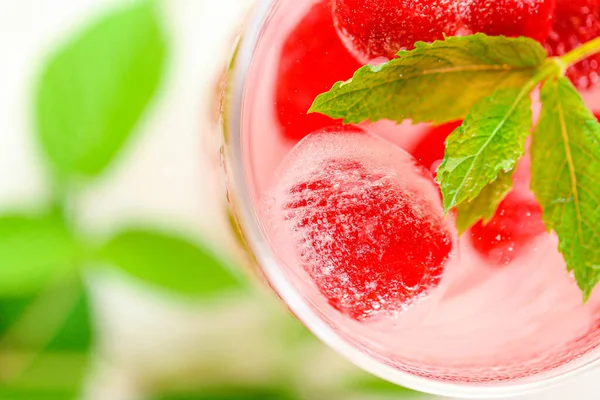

left=222, top=0, right=600, bottom=395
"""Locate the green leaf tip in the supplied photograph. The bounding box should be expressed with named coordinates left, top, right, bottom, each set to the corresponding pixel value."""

left=454, top=170, right=515, bottom=235
left=99, top=228, right=242, bottom=297
left=437, top=87, right=531, bottom=212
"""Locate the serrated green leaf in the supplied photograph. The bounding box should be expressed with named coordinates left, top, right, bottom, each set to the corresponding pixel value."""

left=0, top=214, right=80, bottom=296
left=35, top=1, right=167, bottom=178
left=531, top=77, right=600, bottom=300
left=309, top=34, right=546, bottom=125
left=437, top=87, right=531, bottom=212
left=99, top=229, right=242, bottom=296
left=455, top=170, right=515, bottom=234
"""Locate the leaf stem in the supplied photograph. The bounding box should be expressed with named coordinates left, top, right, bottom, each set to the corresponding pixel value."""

left=526, top=58, right=562, bottom=92
left=558, top=37, right=600, bottom=71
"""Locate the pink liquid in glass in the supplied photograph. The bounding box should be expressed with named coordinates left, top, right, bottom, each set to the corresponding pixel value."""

left=238, top=0, right=600, bottom=384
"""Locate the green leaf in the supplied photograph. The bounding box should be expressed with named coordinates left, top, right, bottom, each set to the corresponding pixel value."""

left=0, top=283, right=91, bottom=397
left=531, top=77, right=600, bottom=299
left=0, top=213, right=80, bottom=296
left=0, top=386, right=79, bottom=400
left=1, top=352, right=88, bottom=399
left=46, top=290, right=92, bottom=352
left=437, top=87, right=531, bottom=212
left=309, top=34, right=546, bottom=125
left=455, top=170, right=515, bottom=234
left=0, top=286, right=91, bottom=351
left=99, top=229, right=242, bottom=296
left=35, top=1, right=167, bottom=178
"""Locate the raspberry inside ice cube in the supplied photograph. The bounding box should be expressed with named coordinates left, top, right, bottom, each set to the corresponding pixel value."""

left=264, top=126, right=454, bottom=320
left=465, top=0, right=554, bottom=43
left=332, top=0, right=462, bottom=63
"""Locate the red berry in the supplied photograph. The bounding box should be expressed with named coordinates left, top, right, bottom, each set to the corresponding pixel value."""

left=275, top=128, right=453, bottom=320
left=332, top=0, right=462, bottom=63
left=465, top=0, right=554, bottom=43
left=544, top=0, right=600, bottom=89
left=276, top=0, right=362, bottom=141
left=470, top=191, right=546, bottom=265
left=410, top=121, right=462, bottom=173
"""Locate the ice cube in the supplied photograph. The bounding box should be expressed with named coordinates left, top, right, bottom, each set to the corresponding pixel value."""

left=262, top=126, right=454, bottom=321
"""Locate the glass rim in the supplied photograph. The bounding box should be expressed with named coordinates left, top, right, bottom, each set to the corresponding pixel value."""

left=223, top=0, right=600, bottom=397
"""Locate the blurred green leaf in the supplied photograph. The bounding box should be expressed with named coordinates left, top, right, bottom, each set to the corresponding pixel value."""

left=35, top=0, right=167, bottom=178
left=0, top=284, right=91, bottom=350
left=46, top=288, right=92, bottom=351
left=0, top=283, right=91, bottom=398
left=1, top=351, right=88, bottom=399
left=99, top=229, right=242, bottom=296
left=0, top=297, right=31, bottom=336
left=0, top=213, right=80, bottom=296
left=0, top=386, right=78, bottom=400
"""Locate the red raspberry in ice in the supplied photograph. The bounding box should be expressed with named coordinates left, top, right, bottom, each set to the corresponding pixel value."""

left=410, top=121, right=462, bottom=174
left=279, top=128, right=453, bottom=320
left=465, top=0, right=555, bottom=43
left=276, top=0, right=362, bottom=141
left=544, top=0, right=600, bottom=89
left=333, top=0, right=557, bottom=64
left=470, top=191, right=546, bottom=265
left=332, top=0, right=462, bottom=63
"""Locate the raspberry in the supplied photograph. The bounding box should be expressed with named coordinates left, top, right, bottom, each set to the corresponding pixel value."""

left=332, top=0, right=462, bottom=63
left=276, top=0, right=362, bottom=141
left=465, top=0, right=554, bottom=43
left=470, top=191, right=546, bottom=265
left=332, top=0, right=557, bottom=64
left=544, top=0, right=600, bottom=89
left=273, top=128, right=453, bottom=320
left=410, top=121, right=462, bottom=173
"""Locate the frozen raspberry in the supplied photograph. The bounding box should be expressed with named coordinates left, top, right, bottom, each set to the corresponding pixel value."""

left=410, top=121, right=462, bottom=174
left=332, top=0, right=462, bottom=63
left=276, top=0, right=362, bottom=141
left=544, top=0, right=600, bottom=89
left=465, top=0, right=554, bottom=43
left=470, top=191, right=546, bottom=265
left=270, top=127, right=453, bottom=320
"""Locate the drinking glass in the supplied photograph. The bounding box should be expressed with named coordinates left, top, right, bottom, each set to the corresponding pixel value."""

left=217, top=0, right=600, bottom=397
